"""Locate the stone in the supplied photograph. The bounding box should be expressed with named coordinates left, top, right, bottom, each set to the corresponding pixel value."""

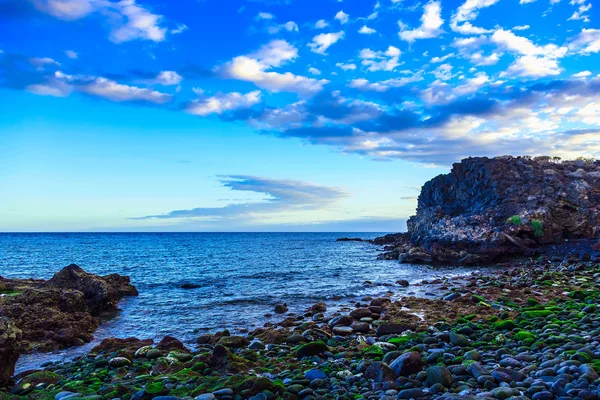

left=216, top=336, right=249, bottom=348
left=296, top=341, right=329, bottom=358
left=0, top=317, right=21, bottom=385
left=364, top=361, right=396, bottom=382
left=426, top=366, right=453, bottom=387
left=389, top=351, right=423, bottom=377
left=108, top=357, right=131, bottom=368
left=450, top=331, right=471, bottom=346
left=274, top=304, right=288, bottom=314
left=304, top=369, right=327, bottom=380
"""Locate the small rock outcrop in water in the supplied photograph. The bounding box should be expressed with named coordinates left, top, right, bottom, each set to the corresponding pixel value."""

left=47, top=264, right=138, bottom=313
left=0, top=264, right=137, bottom=384
left=378, top=156, right=600, bottom=264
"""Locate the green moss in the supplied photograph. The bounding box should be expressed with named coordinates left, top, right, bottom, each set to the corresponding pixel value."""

left=514, top=331, right=536, bottom=342
left=363, top=345, right=384, bottom=358
left=388, top=336, right=412, bottom=346
left=521, top=310, right=553, bottom=319
left=145, top=382, right=165, bottom=395
left=531, top=219, right=544, bottom=238
left=506, top=215, right=522, bottom=225
left=493, top=320, right=516, bottom=331
left=0, top=289, right=22, bottom=296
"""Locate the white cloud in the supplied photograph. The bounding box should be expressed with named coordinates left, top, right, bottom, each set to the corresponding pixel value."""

left=568, top=2, right=592, bottom=22
left=453, top=72, right=489, bottom=95
left=314, top=19, right=329, bottom=29
left=152, top=71, right=183, bottom=86
left=308, top=31, right=345, bottom=55
left=348, top=78, right=387, bottom=92
left=171, top=24, right=188, bottom=34
left=80, top=77, right=172, bottom=103
left=501, top=55, right=563, bottom=77
left=399, top=1, right=444, bottom=42
left=308, top=67, right=321, bottom=75
left=33, top=0, right=96, bottom=20
left=433, top=63, right=453, bottom=80
left=512, top=25, right=530, bottom=31
left=257, top=12, right=275, bottom=20
left=220, top=40, right=329, bottom=96
left=492, top=29, right=567, bottom=77
left=470, top=51, right=501, bottom=65
left=186, top=91, right=261, bottom=116
left=33, top=0, right=170, bottom=43
left=348, top=72, right=423, bottom=92
left=65, top=50, right=78, bottom=59
left=431, top=53, right=454, bottom=63
left=336, top=62, right=357, bottom=71
left=520, top=0, right=537, bottom=4
left=572, top=70, right=592, bottom=78
left=492, top=29, right=567, bottom=57
left=451, top=0, right=499, bottom=34
left=569, top=29, right=600, bottom=54
left=268, top=21, right=299, bottom=34
left=335, top=10, right=349, bottom=24
left=359, top=46, right=401, bottom=71
left=359, top=25, right=377, bottom=34
left=29, top=57, right=60, bottom=68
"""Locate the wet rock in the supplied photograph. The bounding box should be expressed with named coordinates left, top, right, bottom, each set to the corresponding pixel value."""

left=47, top=264, right=137, bottom=313
left=426, top=366, right=453, bottom=387
left=0, top=317, right=21, bottom=385
left=364, top=362, right=396, bottom=382
left=274, top=304, right=288, bottom=314
left=296, top=341, right=329, bottom=358
left=389, top=351, right=423, bottom=377
left=216, top=336, right=249, bottom=348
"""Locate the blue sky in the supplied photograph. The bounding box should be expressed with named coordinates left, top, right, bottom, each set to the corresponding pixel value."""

left=0, top=0, right=599, bottom=232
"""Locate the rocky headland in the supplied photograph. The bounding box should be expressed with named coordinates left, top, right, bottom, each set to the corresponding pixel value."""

left=0, top=264, right=137, bottom=385
left=372, top=156, right=600, bottom=265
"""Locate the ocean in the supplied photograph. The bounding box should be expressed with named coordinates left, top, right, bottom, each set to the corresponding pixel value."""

left=0, top=232, right=478, bottom=370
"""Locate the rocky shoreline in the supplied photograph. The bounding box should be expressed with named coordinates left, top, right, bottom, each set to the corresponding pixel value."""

left=1, top=253, right=600, bottom=400
left=0, top=264, right=138, bottom=385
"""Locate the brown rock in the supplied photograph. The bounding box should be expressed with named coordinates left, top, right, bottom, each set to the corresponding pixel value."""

left=0, top=317, right=21, bottom=385
left=156, top=336, right=189, bottom=352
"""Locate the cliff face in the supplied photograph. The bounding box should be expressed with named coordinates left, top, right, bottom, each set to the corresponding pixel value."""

left=395, top=156, right=600, bottom=264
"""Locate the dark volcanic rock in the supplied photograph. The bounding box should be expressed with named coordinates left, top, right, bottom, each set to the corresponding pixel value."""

left=376, top=156, right=600, bottom=264
left=0, top=317, right=21, bottom=386
left=0, top=264, right=137, bottom=354
left=47, top=264, right=137, bottom=313
left=336, top=237, right=364, bottom=242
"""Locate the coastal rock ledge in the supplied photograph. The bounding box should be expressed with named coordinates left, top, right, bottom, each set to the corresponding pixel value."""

left=0, top=264, right=137, bottom=385
left=381, top=156, right=600, bottom=264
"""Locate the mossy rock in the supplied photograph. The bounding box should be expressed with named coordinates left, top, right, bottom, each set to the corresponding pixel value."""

left=15, top=371, right=62, bottom=392
left=493, top=320, right=516, bottom=331
left=514, top=331, right=536, bottom=342
left=521, top=310, right=553, bottom=319
left=296, top=341, right=329, bottom=358
left=363, top=345, right=384, bottom=358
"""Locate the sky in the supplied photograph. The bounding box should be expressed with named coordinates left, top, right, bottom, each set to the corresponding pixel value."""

left=0, top=0, right=599, bottom=232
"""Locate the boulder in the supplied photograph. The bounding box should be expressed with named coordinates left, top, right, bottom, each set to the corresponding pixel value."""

left=47, top=264, right=138, bottom=313
left=389, top=351, right=423, bottom=377
left=0, top=317, right=21, bottom=385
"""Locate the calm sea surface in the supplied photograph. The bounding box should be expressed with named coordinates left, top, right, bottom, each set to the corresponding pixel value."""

left=0, top=233, right=479, bottom=370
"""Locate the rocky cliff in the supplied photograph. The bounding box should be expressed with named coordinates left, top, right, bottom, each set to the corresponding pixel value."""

left=381, top=156, right=600, bottom=264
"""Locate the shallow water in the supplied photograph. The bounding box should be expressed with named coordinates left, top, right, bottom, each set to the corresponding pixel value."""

left=0, top=232, right=480, bottom=371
